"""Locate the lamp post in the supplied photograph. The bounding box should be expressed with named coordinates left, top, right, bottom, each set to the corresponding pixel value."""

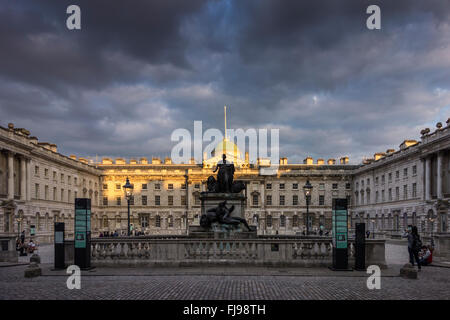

left=16, top=217, right=23, bottom=239
left=303, top=179, right=313, bottom=236
left=123, top=177, right=133, bottom=236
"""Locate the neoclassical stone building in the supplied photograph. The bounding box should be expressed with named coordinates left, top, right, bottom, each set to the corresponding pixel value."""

left=1, top=120, right=449, bottom=244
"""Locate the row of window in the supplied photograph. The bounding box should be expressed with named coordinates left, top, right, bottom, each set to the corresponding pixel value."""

left=34, top=183, right=97, bottom=203
left=253, top=194, right=344, bottom=206
left=356, top=183, right=417, bottom=205
left=357, top=165, right=417, bottom=189
left=265, top=182, right=351, bottom=190
left=106, top=183, right=201, bottom=190
left=103, top=195, right=198, bottom=206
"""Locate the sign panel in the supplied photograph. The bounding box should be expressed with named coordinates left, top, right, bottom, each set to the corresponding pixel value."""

left=30, top=225, right=36, bottom=236
left=331, top=198, right=349, bottom=270
left=75, top=207, right=91, bottom=248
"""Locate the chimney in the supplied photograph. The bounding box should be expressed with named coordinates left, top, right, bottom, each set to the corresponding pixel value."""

left=327, top=158, right=336, bottom=165
left=386, top=149, right=395, bottom=154
left=29, top=136, right=38, bottom=144
left=49, top=144, right=57, bottom=153
left=78, top=157, right=88, bottom=164
left=189, top=157, right=196, bottom=164
left=374, top=152, right=385, bottom=161
left=140, top=157, right=148, bottom=164
left=152, top=157, right=161, bottom=164
left=279, top=157, right=287, bottom=165
left=165, top=157, right=172, bottom=164
left=130, top=159, right=138, bottom=165
left=317, top=158, right=324, bottom=165
left=115, top=158, right=126, bottom=165
left=8, top=123, right=14, bottom=130
left=101, top=157, right=112, bottom=164
left=399, top=140, right=418, bottom=150
left=245, top=152, right=249, bottom=163
left=303, top=157, right=313, bottom=165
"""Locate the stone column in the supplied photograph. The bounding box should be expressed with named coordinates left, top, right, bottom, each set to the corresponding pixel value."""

left=20, top=157, right=26, bottom=200
left=7, top=152, right=14, bottom=199
left=437, top=152, right=443, bottom=199
left=425, top=157, right=431, bottom=201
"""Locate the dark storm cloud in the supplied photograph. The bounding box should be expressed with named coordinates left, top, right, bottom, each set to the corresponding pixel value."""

left=1, top=0, right=449, bottom=163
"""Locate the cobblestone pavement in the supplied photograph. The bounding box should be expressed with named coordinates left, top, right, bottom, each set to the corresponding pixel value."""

left=1, top=241, right=448, bottom=300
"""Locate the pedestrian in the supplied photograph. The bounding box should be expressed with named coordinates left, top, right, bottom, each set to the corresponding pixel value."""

left=20, top=230, right=25, bottom=244
left=418, top=246, right=432, bottom=266
left=403, top=225, right=422, bottom=270
left=366, top=230, right=370, bottom=238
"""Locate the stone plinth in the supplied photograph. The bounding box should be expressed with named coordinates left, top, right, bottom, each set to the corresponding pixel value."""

left=200, top=192, right=246, bottom=219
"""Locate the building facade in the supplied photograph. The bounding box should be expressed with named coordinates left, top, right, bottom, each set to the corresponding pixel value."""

left=1, top=120, right=449, bottom=244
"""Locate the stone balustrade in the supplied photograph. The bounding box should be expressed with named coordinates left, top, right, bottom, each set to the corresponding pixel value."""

left=83, top=237, right=386, bottom=268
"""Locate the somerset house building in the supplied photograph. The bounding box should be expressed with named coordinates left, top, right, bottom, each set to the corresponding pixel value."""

left=0, top=119, right=449, bottom=244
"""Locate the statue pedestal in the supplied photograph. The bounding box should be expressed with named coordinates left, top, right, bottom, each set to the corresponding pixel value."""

left=187, top=192, right=256, bottom=239
left=200, top=192, right=246, bottom=219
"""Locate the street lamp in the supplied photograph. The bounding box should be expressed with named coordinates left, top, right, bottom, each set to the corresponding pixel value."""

left=123, top=177, right=133, bottom=236
left=16, top=217, right=23, bottom=239
left=303, top=179, right=313, bottom=236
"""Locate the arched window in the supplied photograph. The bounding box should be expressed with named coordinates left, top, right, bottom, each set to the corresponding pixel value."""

left=252, top=214, right=259, bottom=225
left=280, top=215, right=286, bottom=227
left=266, top=215, right=272, bottom=228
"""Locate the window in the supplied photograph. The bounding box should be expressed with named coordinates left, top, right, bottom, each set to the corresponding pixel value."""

left=116, top=183, right=121, bottom=190
left=382, top=190, right=385, bottom=202
left=103, top=197, right=108, bottom=206
left=252, top=194, right=259, bottom=206
left=74, top=177, right=78, bottom=185
left=319, top=183, right=325, bottom=190
left=412, top=165, right=417, bottom=175
left=375, top=177, right=379, bottom=185
left=142, top=195, right=147, bottom=205
left=61, top=173, right=64, bottom=183
left=194, top=195, right=200, bottom=205
left=68, top=176, right=71, bottom=184
left=279, top=195, right=285, bottom=205
left=345, top=183, right=351, bottom=190
left=293, top=183, right=298, bottom=190
left=292, top=215, right=299, bottom=227
left=140, top=215, right=149, bottom=228
left=266, top=195, right=272, bottom=205
left=396, top=171, right=399, bottom=179
left=181, top=195, right=186, bottom=206
left=155, top=195, right=160, bottom=206
left=142, top=183, right=147, bottom=190
left=375, top=191, right=379, bottom=203
left=403, top=185, right=407, bottom=200
left=395, top=187, right=400, bottom=200
left=266, top=183, right=272, bottom=190
left=168, top=195, right=174, bottom=206
left=388, top=173, right=392, bottom=182
left=332, top=183, right=338, bottom=189
left=44, top=185, right=48, bottom=200
left=195, top=184, right=200, bottom=189
left=168, top=184, right=174, bottom=190
left=266, top=215, right=272, bottom=227
left=68, top=190, right=71, bottom=202
left=35, top=184, right=39, bottom=199
left=168, top=216, right=173, bottom=228
left=61, top=189, right=64, bottom=202
left=44, top=168, right=48, bottom=177
left=155, top=215, right=161, bottom=227
left=53, top=171, right=56, bottom=180
left=279, top=183, right=285, bottom=190
left=319, top=195, right=325, bottom=206
left=34, top=166, right=39, bottom=176
left=103, top=184, right=108, bottom=190
left=116, top=197, right=121, bottom=206
left=412, top=183, right=417, bottom=198
left=280, top=215, right=286, bottom=227
left=367, top=178, right=370, bottom=185
left=388, top=188, right=392, bottom=201
left=403, top=168, right=408, bottom=177
left=181, top=184, right=186, bottom=189
left=53, top=187, right=57, bottom=201
left=155, top=183, right=160, bottom=190
left=293, top=195, right=298, bottom=206
left=129, top=196, right=134, bottom=205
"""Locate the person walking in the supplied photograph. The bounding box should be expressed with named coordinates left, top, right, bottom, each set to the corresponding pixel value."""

left=403, top=225, right=422, bottom=270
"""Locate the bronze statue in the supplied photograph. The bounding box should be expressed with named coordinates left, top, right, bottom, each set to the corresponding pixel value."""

left=206, top=154, right=245, bottom=193
left=200, top=201, right=251, bottom=231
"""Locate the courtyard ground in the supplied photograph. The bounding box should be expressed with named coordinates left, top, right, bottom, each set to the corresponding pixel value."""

left=0, top=240, right=448, bottom=300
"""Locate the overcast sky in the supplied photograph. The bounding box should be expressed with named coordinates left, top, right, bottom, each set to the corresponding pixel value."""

left=1, top=0, right=449, bottom=164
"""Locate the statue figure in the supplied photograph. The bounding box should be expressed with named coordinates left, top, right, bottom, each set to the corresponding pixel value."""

left=213, top=154, right=235, bottom=193
left=200, top=201, right=251, bottom=231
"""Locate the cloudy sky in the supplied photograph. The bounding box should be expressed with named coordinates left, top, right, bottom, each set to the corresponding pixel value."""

left=1, top=0, right=449, bottom=164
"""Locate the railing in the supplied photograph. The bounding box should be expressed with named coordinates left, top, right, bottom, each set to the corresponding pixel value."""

left=85, top=237, right=387, bottom=268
